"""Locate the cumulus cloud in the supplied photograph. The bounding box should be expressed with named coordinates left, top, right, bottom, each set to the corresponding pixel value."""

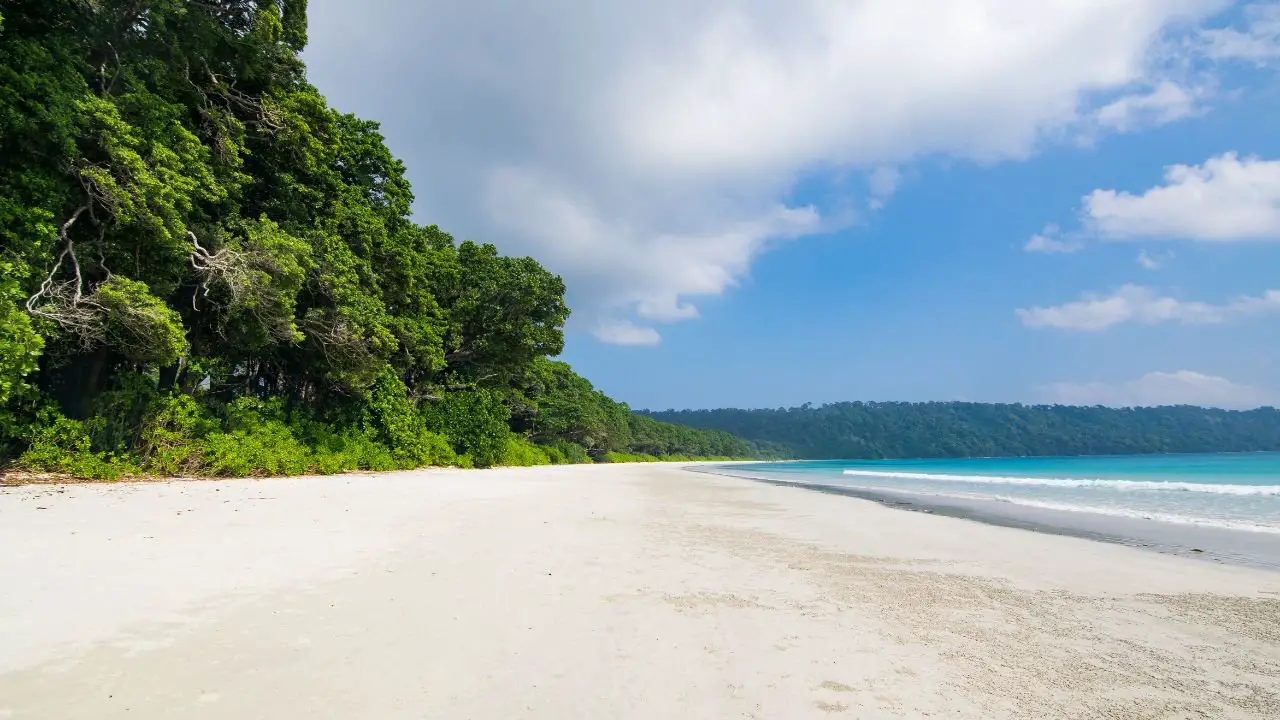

left=593, top=320, right=663, bottom=347
left=1091, top=81, right=1205, bottom=133
left=1199, top=2, right=1280, bottom=63
left=1041, top=370, right=1269, bottom=409
left=1024, top=234, right=1080, bottom=253
left=1083, top=153, right=1280, bottom=241
left=304, top=0, right=1227, bottom=344
left=1024, top=224, right=1083, bottom=254
left=1017, top=284, right=1280, bottom=331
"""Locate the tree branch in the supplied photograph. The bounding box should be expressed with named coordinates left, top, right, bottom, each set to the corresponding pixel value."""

left=187, top=230, right=243, bottom=310
left=27, top=205, right=89, bottom=313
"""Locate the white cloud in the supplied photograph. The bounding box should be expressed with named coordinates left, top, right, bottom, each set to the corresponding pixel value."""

left=1041, top=370, right=1268, bottom=409
left=1084, top=153, right=1280, bottom=240
left=1091, top=81, right=1204, bottom=133
left=483, top=165, right=823, bottom=336
left=1024, top=234, right=1082, bottom=254
left=1024, top=234, right=1077, bottom=253
left=592, top=319, right=663, bottom=347
left=305, top=0, right=1228, bottom=344
left=611, top=1, right=1220, bottom=175
left=1024, top=224, right=1082, bottom=254
left=1137, top=249, right=1172, bottom=269
left=1199, top=3, right=1280, bottom=63
left=1017, top=284, right=1280, bottom=331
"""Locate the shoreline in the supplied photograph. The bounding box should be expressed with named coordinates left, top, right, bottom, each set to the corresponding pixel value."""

left=694, top=464, right=1280, bottom=571
left=3, top=464, right=1279, bottom=718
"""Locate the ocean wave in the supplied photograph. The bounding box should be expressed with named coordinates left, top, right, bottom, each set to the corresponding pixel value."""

left=841, top=469, right=1280, bottom=496
left=987, top=495, right=1280, bottom=535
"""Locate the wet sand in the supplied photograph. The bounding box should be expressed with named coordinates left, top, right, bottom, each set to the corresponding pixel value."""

left=2, top=464, right=1279, bottom=718
left=701, top=468, right=1280, bottom=570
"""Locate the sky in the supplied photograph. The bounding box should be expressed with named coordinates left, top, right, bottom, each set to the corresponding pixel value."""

left=304, top=0, right=1280, bottom=411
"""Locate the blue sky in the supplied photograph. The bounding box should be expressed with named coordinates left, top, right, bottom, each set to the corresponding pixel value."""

left=306, top=1, right=1280, bottom=410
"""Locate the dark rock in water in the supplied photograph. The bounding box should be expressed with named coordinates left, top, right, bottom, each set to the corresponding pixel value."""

left=1190, top=548, right=1204, bottom=553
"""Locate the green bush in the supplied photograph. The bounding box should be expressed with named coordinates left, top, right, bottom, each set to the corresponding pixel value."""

left=422, top=389, right=511, bottom=467
left=200, top=425, right=310, bottom=476
left=600, top=451, right=661, bottom=463
left=413, top=431, right=458, bottom=467
left=139, top=393, right=214, bottom=475
left=197, top=398, right=312, bottom=476
left=367, top=366, right=455, bottom=467
left=5, top=390, right=732, bottom=478
left=541, top=440, right=592, bottom=465
left=542, top=444, right=567, bottom=464
left=191, top=396, right=457, bottom=477
left=17, top=409, right=137, bottom=480
left=500, top=436, right=551, bottom=467
left=307, top=426, right=397, bottom=474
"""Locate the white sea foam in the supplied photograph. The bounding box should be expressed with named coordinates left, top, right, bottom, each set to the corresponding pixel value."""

left=841, top=469, right=1280, bottom=496
left=824, top=478, right=1280, bottom=535
left=987, top=495, right=1280, bottom=535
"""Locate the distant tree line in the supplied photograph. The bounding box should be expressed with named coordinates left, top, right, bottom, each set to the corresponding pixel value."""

left=643, top=402, right=1280, bottom=459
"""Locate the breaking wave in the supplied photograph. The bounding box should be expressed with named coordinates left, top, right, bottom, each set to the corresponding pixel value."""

left=841, top=469, right=1280, bottom=496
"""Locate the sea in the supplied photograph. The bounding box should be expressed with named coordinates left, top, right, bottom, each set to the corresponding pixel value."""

left=707, top=452, right=1280, bottom=569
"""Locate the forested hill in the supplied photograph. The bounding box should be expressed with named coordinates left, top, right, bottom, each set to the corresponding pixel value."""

left=643, top=403, right=1280, bottom=459
left=0, top=1, right=771, bottom=478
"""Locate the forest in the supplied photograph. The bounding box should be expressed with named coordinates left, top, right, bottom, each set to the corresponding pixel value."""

left=0, top=0, right=776, bottom=478
left=645, top=402, right=1280, bottom=460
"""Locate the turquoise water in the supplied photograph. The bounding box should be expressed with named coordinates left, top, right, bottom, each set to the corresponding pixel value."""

left=731, top=453, right=1280, bottom=535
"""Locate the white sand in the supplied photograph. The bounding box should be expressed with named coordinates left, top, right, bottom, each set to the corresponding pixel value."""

left=2, top=463, right=1279, bottom=718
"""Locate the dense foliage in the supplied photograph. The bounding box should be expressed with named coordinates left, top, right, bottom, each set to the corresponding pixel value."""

left=0, top=0, right=767, bottom=478
left=645, top=402, right=1280, bottom=460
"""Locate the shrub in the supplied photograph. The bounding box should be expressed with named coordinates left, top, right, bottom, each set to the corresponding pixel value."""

left=200, top=425, right=310, bottom=476
left=367, top=366, right=451, bottom=467
left=541, top=440, right=592, bottom=465
left=500, top=436, right=551, bottom=467
left=307, top=427, right=397, bottom=474
left=17, top=409, right=136, bottom=480
left=422, top=389, right=511, bottom=467
left=542, top=444, right=566, bottom=464
left=600, top=451, right=661, bottom=464
left=139, top=393, right=214, bottom=475
left=193, top=396, right=453, bottom=477
left=196, top=398, right=311, bottom=476
left=414, top=430, right=458, bottom=467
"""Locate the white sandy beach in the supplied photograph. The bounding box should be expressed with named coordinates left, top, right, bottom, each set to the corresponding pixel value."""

left=2, top=463, right=1279, bottom=719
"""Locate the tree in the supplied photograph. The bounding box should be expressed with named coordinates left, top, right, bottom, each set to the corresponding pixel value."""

left=438, top=241, right=569, bottom=388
